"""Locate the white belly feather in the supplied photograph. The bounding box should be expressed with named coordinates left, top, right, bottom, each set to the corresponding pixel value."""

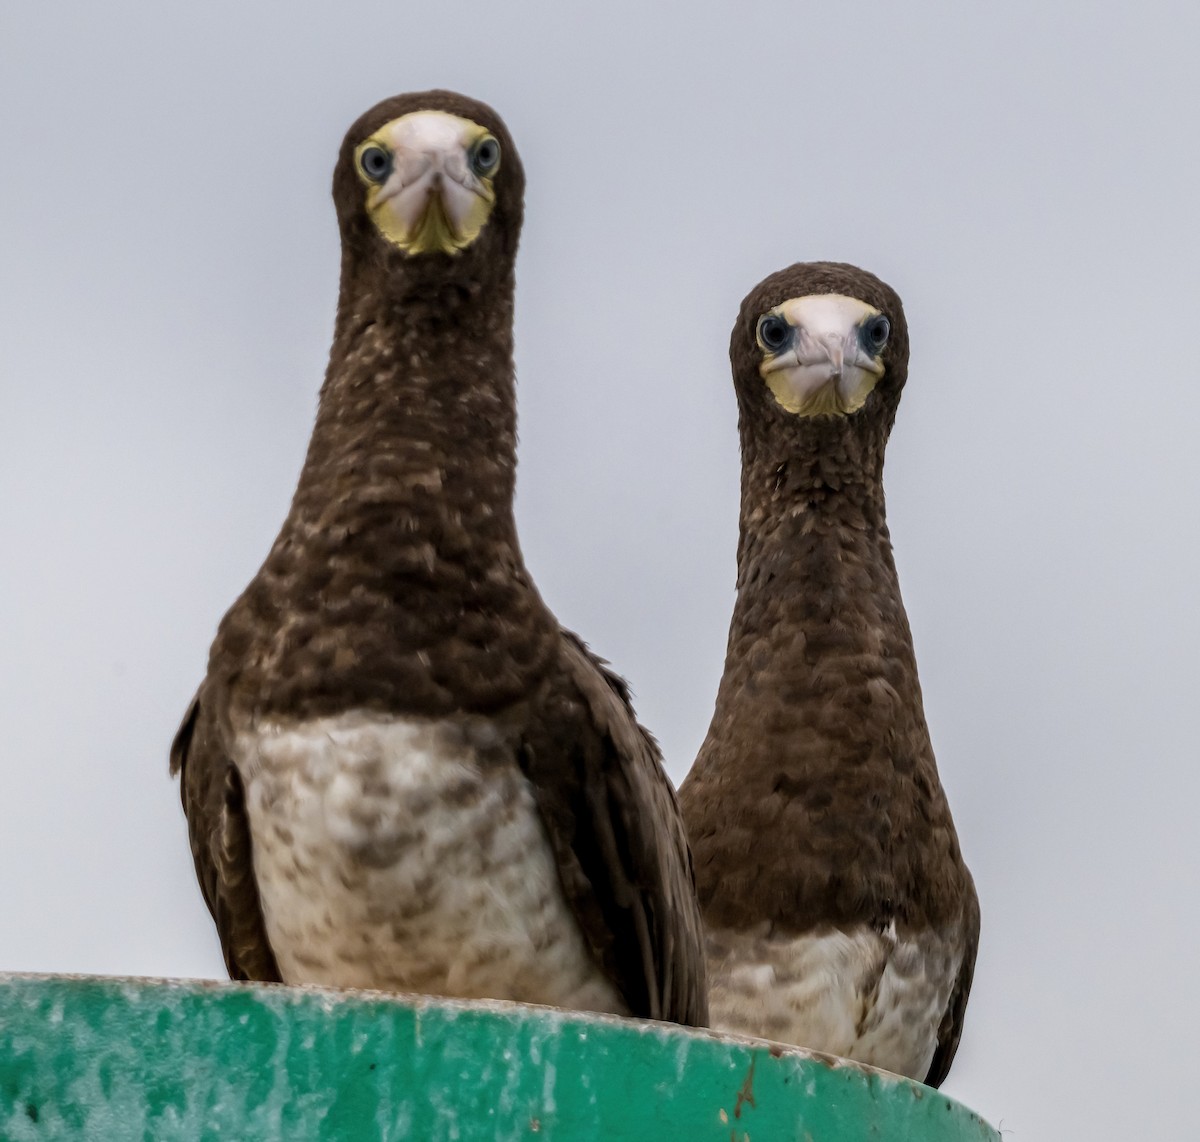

left=705, top=922, right=960, bottom=1080
left=235, top=711, right=626, bottom=1014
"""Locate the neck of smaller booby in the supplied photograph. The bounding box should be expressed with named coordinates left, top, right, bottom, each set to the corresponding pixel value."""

left=724, top=407, right=913, bottom=726
left=727, top=405, right=906, bottom=679
left=683, top=402, right=949, bottom=931
left=727, top=405, right=910, bottom=682
left=735, top=407, right=893, bottom=563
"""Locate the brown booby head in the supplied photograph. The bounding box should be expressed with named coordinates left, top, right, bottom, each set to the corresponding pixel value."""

left=731, top=262, right=909, bottom=462
left=332, top=90, right=525, bottom=293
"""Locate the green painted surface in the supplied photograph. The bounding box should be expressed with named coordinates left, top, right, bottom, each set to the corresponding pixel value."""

left=0, top=974, right=997, bottom=1141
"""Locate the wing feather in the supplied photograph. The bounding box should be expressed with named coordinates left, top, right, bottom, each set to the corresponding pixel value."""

left=924, top=881, right=980, bottom=1088
left=516, top=631, right=708, bottom=1027
left=170, top=691, right=281, bottom=983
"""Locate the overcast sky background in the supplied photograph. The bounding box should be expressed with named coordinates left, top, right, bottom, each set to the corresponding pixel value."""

left=2, top=1, right=1197, bottom=1137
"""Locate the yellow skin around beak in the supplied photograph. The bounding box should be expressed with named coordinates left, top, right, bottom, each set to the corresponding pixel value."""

left=354, top=111, right=499, bottom=255
left=758, top=294, right=888, bottom=417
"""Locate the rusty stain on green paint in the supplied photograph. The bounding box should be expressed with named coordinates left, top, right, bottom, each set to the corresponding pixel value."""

left=734, top=1053, right=757, bottom=1119
left=0, top=974, right=998, bottom=1141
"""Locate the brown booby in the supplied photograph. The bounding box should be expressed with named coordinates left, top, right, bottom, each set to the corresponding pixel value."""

left=170, top=90, right=707, bottom=1026
left=679, top=262, right=977, bottom=1083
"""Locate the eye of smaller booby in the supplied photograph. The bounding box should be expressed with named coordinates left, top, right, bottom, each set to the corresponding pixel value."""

left=757, top=313, right=793, bottom=354
left=359, top=145, right=393, bottom=183
left=469, top=135, right=501, bottom=177
left=861, top=314, right=891, bottom=354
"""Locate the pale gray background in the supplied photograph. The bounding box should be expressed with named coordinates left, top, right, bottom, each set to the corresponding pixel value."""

left=2, top=1, right=1196, bottom=1137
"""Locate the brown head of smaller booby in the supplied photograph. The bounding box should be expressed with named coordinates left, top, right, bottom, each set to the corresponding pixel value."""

left=332, top=89, right=525, bottom=284
left=728, top=262, right=911, bottom=513
left=732, top=261, right=909, bottom=428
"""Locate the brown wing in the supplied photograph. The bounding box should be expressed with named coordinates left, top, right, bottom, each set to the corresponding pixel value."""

left=515, top=631, right=708, bottom=1027
left=169, top=691, right=281, bottom=983
left=924, top=877, right=980, bottom=1088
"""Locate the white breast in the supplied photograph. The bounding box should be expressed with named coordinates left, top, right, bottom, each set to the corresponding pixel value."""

left=705, top=922, right=960, bottom=1081
left=234, top=711, right=626, bottom=1015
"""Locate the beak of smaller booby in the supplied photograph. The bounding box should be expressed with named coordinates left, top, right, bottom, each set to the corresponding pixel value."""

left=355, top=110, right=501, bottom=255
left=757, top=294, right=889, bottom=418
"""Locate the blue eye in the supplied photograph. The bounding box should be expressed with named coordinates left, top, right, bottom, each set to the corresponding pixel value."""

left=359, top=145, right=392, bottom=183
left=757, top=313, right=792, bottom=353
left=861, top=314, right=890, bottom=353
left=470, top=136, right=501, bottom=177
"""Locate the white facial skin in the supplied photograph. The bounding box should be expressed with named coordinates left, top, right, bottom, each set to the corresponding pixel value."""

left=757, top=294, right=888, bottom=417
left=354, top=111, right=500, bottom=254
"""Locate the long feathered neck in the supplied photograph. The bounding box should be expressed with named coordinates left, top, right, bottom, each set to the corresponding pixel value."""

left=217, top=260, right=557, bottom=721
left=289, top=260, right=520, bottom=555
left=683, top=405, right=946, bottom=930
left=735, top=408, right=890, bottom=565
left=721, top=410, right=918, bottom=754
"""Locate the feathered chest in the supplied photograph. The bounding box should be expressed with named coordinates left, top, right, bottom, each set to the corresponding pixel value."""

left=704, top=921, right=965, bottom=1082
left=231, top=710, right=625, bottom=1013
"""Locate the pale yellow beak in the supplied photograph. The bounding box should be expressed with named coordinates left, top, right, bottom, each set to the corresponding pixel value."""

left=758, top=294, right=887, bottom=417
left=355, top=111, right=499, bottom=255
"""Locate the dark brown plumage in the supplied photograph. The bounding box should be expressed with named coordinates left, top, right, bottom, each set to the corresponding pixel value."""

left=170, top=90, right=707, bottom=1026
left=680, top=262, right=977, bottom=1083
